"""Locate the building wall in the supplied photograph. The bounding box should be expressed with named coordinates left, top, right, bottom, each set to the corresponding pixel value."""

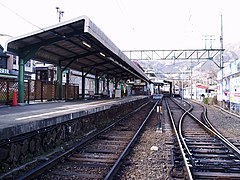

left=11, top=55, right=34, bottom=74
left=217, top=59, right=240, bottom=112
left=2, top=54, right=35, bottom=79
left=0, top=51, right=18, bottom=79
left=217, top=59, right=240, bottom=101
left=184, top=84, right=207, bottom=100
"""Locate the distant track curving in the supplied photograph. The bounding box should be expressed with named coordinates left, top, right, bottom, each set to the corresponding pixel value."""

left=166, top=97, right=240, bottom=179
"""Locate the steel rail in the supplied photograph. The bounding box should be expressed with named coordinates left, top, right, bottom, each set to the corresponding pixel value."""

left=169, top=98, right=240, bottom=178
left=165, top=98, right=194, bottom=180
left=168, top=98, right=196, bottom=163
left=16, top=101, right=151, bottom=180
left=201, top=103, right=240, bottom=159
left=104, top=100, right=159, bottom=180
left=0, top=100, right=122, bottom=147
left=173, top=98, right=240, bottom=161
left=182, top=99, right=240, bottom=159
left=177, top=103, right=194, bottom=163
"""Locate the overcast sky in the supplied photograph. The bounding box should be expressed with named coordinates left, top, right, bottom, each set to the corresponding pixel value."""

left=0, top=0, right=239, bottom=51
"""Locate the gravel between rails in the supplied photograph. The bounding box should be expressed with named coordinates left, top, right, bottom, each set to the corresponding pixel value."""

left=117, top=100, right=240, bottom=179
left=207, top=105, right=240, bottom=140
left=116, top=102, right=173, bottom=179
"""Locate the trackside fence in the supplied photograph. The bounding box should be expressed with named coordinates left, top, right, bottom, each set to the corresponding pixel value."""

left=0, top=79, right=79, bottom=105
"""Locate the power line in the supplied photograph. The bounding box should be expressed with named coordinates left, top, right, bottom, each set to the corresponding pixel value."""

left=114, top=0, right=135, bottom=32
left=0, top=2, right=44, bottom=32
left=0, top=2, right=68, bottom=49
left=115, top=0, right=124, bottom=14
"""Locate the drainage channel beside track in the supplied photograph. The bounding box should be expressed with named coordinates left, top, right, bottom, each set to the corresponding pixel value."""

left=13, top=101, right=158, bottom=179
left=166, top=97, right=240, bottom=179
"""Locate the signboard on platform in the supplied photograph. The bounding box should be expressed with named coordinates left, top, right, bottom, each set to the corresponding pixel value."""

left=0, top=68, right=10, bottom=74
left=115, top=89, right=121, bottom=98
left=135, top=79, right=141, bottom=84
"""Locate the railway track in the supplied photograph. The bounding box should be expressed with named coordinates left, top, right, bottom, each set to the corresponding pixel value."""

left=11, top=100, right=158, bottom=179
left=166, top=97, right=240, bottom=179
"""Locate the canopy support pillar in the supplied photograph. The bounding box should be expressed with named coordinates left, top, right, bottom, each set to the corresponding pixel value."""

left=18, top=58, right=25, bottom=103
left=95, top=71, right=99, bottom=94
left=18, top=49, right=38, bottom=103
left=106, top=75, right=110, bottom=94
left=81, top=68, right=85, bottom=99
left=56, top=64, right=63, bottom=100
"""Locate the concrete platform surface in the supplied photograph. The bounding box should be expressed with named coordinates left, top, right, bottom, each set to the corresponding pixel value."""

left=0, top=96, right=148, bottom=140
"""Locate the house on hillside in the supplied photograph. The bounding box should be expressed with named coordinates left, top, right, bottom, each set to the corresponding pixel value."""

left=184, top=84, right=208, bottom=100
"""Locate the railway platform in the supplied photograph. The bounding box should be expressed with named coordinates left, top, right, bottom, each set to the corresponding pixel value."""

left=0, top=95, right=148, bottom=140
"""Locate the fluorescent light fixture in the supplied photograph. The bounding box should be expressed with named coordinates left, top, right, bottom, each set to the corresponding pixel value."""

left=107, top=57, right=114, bottom=61
left=100, top=52, right=105, bottom=57
left=82, top=41, right=91, bottom=48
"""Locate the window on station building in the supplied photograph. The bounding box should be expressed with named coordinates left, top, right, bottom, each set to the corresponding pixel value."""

left=13, top=55, right=17, bottom=65
left=0, top=57, right=7, bottom=69
left=25, top=60, right=31, bottom=67
left=238, top=62, right=240, bottom=72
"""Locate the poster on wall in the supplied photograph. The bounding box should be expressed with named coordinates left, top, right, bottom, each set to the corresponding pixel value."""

left=217, top=84, right=222, bottom=101
left=217, top=78, right=230, bottom=102
left=230, top=76, right=240, bottom=104
left=217, top=59, right=240, bottom=103
left=115, top=89, right=121, bottom=98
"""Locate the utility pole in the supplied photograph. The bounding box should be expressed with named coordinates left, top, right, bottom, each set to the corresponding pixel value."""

left=220, top=15, right=224, bottom=107
left=209, top=35, right=215, bottom=49
left=56, top=7, right=64, bottom=22
left=202, top=35, right=208, bottom=49
left=55, top=7, right=64, bottom=99
left=182, top=71, right=184, bottom=102
left=190, top=59, right=193, bottom=99
left=202, top=35, right=215, bottom=49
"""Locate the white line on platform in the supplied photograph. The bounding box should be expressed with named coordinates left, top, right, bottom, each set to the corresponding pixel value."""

left=16, top=101, right=114, bottom=121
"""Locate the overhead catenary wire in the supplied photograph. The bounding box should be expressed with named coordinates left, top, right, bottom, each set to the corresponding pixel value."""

left=0, top=1, right=71, bottom=47
left=0, top=1, right=45, bottom=33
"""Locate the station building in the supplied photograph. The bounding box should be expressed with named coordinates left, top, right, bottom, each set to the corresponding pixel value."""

left=217, top=59, right=240, bottom=114
left=0, top=45, right=17, bottom=79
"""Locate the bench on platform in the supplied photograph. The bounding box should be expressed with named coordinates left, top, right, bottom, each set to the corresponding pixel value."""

left=93, top=94, right=101, bottom=99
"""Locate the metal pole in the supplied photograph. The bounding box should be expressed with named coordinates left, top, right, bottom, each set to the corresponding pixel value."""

left=56, top=7, right=64, bottom=23
left=57, top=64, right=62, bottom=99
left=190, top=60, right=193, bottom=99
left=81, top=68, right=85, bottom=99
left=18, top=57, right=25, bottom=103
left=182, top=71, right=184, bottom=102
left=220, top=15, right=224, bottom=107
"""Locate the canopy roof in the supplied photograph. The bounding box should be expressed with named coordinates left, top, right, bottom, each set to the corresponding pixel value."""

left=6, top=16, right=149, bottom=82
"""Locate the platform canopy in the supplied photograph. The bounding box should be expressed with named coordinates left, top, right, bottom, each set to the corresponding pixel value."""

left=6, top=15, right=149, bottom=82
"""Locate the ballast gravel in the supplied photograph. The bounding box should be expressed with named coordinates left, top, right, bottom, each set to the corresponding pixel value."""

left=116, top=101, right=240, bottom=179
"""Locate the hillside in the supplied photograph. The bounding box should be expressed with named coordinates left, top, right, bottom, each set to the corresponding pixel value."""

left=136, top=43, right=239, bottom=81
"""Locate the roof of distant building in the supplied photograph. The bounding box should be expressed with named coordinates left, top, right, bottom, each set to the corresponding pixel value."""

left=196, top=84, right=208, bottom=89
